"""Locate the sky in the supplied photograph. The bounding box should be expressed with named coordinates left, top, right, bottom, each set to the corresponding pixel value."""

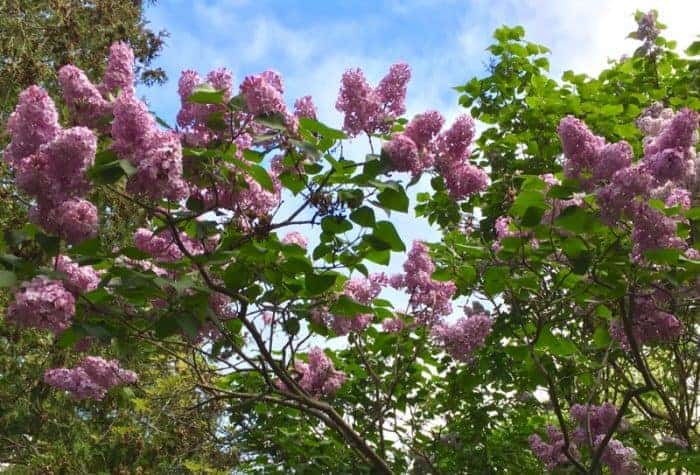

left=136, top=0, right=700, bottom=282
left=139, top=0, right=700, bottom=130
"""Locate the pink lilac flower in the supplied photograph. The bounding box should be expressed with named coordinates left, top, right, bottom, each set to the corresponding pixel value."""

left=176, top=69, right=204, bottom=127
left=281, top=231, right=308, bottom=249
left=558, top=116, right=606, bottom=185
left=528, top=425, right=578, bottom=471
left=382, top=318, right=405, bottom=333
left=14, top=127, right=96, bottom=208
left=240, top=70, right=287, bottom=116
left=294, top=95, right=317, bottom=119
left=57, top=65, right=110, bottom=127
left=570, top=402, right=626, bottom=444
left=392, top=241, right=455, bottom=324
left=30, top=199, right=98, bottom=245
left=44, top=356, right=137, bottom=401
left=630, top=203, right=686, bottom=260
left=441, top=161, right=489, bottom=200
left=55, top=255, right=101, bottom=294
left=326, top=273, right=387, bottom=335
left=176, top=68, right=234, bottom=145
left=643, top=108, right=699, bottom=157
left=335, top=63, right=411, bottom=136
left=4, top=86, right=60, bottom=165
left=383, top=134, right=425, bottom=177
left=52, top=198, right=99, bottom=244
left=541, top=173, right=560, bottom=187
left=111, top=92, right=157, bottom=156
left=374, top=62, right=410, bottom=116
left=609, top=293, right=682, bottom=348
left=434, top=115, right=488, bottom=199
left=101, top=41, right=135, bottom=94
left=404, top=110, right=445, bottom=148
left=336, top=68, right=381, bottom=136
left=636, top=10, right=659, bottom=44
left=126, top=130, right=189, bottom=201
left=594, top=141, right=634, bottom=182
left=436, top=115, right=476, bottom=161
left=133, top=228, right=204, bottom=262
left=596, top=166, right=655, bottom=224
left=278, top=347, right=346, bottom=398
left=431, top=313, right=492, bottom=362
left=6, top=277, right=75, bottom=333
left=595, top=437, right=639, bottom=475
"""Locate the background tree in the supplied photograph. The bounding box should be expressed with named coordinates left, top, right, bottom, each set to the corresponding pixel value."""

left=0, top=3, right=240, bottom=473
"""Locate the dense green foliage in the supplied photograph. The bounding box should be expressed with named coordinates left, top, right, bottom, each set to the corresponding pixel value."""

left=1, top=8, right=699, bottom=475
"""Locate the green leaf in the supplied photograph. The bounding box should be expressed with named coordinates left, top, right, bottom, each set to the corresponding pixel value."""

left=223, top=262, right=252, bottom=290
left=154, top=316, right=180, bottom=338
left=644, top=248, right=680, bottom=265
left=176, top=314, right=200, bottom=339
left=57, top=327, right=82, bottom=349
left=536, top=328, right=578, bottom=356
left=36, top=233, right=60, bottom=256
left=510, top=190, right=545, bottom=219
left=305, top=272, right=337, bottom=295
left=187, top=84, right=226, bottom=104
left=554, top=206, right=599, bottom=233
left=350, top=206, right=375, bottom=227
left=377, top=187, right=409, bottom=212
left=593, top=326, right=611, bottom=349
left=0, top=270, right=17, bottom=287
left=298, top=117, right=346, bottom=140
left=321, top=216, right=353, bottom=234
left=280, top=256, right=312, bottom=275
left=370, top=221, right=405, bottom=252
left=283, top=318, right=300, bottom=335
left=88, top=159, right=125, bottom=184
left=483, top=266, right=508, bottom=296
left=248, top=165, right=274, bottom=192
left=119, top=159, right=137, bottom=176
left=329, top=295, right=372, bottom=317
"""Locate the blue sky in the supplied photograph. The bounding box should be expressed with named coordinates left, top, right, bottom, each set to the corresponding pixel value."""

left=136, top=0, right=699, bottom=276
left=139, top=0, right=699, bottom=130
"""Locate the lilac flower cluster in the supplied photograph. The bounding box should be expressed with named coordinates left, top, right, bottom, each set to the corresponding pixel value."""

left=176, top=68, right=233, bottom=146
left=5, top=87, right=99, bottom=244
left=558, top=116, right=631, bottom=189
left=55, top=255, right=102, bottom=294
left=112, top=93, right=189, bottom=201
left=431, top=313, right=492, bottom=362
left=559, top=108, right=698, bottom=262
left=281, top=231, right=308, bottom=249
left=528, top=425, right=577, bottom=471
left=277, top=347, right=346, bottom=398
left=609, top=293, right=682, bottom=348
left=4, top=86, right=60, bottom=164
left=335, top=273, right=387, bottom=335
left=382, top=112, right=488, bottom=199
left=335, top=63, right=410, bottom=136
left=531, top=403, right=638, bottom=474
left=391, top=241, right=456, bottom=325
left=240, top=70, right=287, bottom=117
left=58, top=41, right=135, bottom=128
left=312, top=274, right=387, bottom=336
left=44, top=356, right=137, bottom=400
left=133, top=228, right=204, bottom=262
left=6, top=277, right=75, bottom=333
left=293, top=95, right=317, bottom=120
